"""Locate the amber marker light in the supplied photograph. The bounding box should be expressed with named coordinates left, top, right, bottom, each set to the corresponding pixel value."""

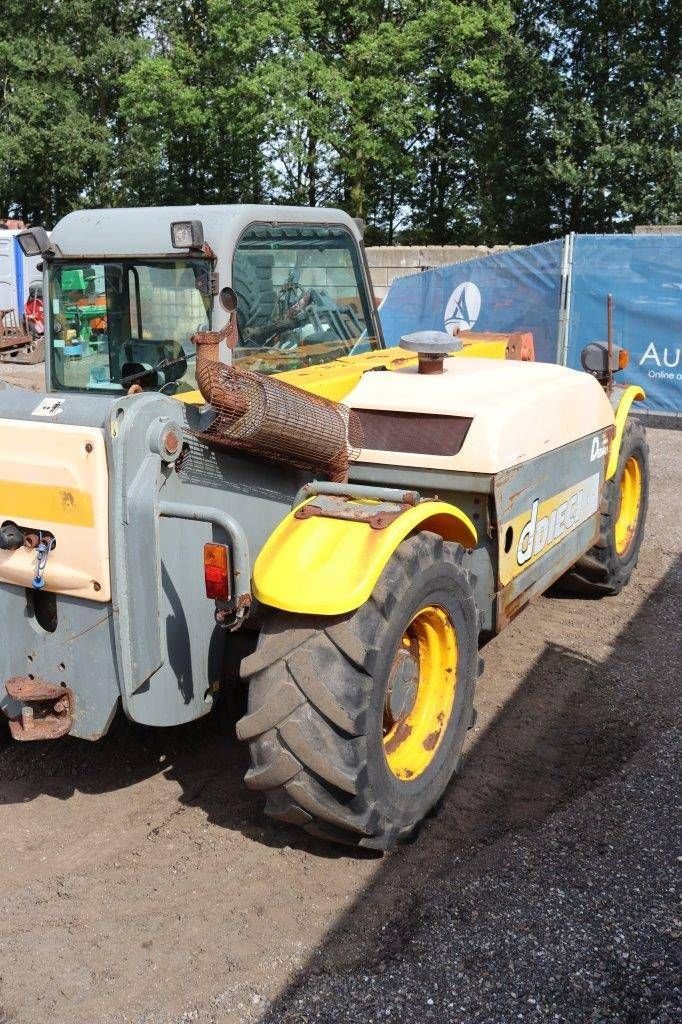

left=204, top=543, right=231, bottom=601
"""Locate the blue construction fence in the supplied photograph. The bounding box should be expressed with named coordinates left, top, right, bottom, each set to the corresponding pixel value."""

left=378, top=233, right=682, bottom=415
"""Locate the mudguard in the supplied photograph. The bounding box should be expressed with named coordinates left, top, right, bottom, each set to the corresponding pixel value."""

left=607, top=385, right=645, bottom=479
left=252, top=499, right=477, bottom=615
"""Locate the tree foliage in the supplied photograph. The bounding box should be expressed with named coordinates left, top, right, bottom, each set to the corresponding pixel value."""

left=0, top=0, right=678, bottom=241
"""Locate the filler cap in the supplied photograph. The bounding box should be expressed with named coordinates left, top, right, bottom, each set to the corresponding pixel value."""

left=399, top=330, right=462, bottom=374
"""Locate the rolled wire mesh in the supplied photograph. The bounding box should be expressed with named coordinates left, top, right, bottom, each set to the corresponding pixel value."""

left=196, top=361, right=363, bottom=481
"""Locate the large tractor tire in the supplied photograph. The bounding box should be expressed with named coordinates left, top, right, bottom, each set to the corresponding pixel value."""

left=564, top=417, right=649, bottom=596
left=237, top=533, right=480, bottom=850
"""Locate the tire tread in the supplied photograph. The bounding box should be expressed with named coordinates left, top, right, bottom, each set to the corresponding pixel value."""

left=238, top=533, right=478, bottom=850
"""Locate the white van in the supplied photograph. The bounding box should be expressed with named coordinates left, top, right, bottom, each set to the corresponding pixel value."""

left=0, top=228, right=42, bottom=322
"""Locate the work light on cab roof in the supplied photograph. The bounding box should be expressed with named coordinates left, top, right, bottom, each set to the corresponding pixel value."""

left=170, top=220, right=205, bottom=250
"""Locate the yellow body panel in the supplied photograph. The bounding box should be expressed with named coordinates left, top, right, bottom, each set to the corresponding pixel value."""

left=457, top=339, right=508, bottom=360
left=253, top=499, right=477, bottom=616
left=0, top=480, right=94, bottom=527
left=607, top=385, right=645, bottom=479
left=275, top=348, right=412, bottom=401
left=175, top=389, right=205, bottom=405
left=173, top=338, right=509, bottom=406
left=0, top=419, right=111, bottom=601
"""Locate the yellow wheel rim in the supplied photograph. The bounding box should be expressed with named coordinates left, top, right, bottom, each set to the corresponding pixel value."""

left=614, top=455, right=643, bottom=556
left=383, top=605, right=457, bottom=782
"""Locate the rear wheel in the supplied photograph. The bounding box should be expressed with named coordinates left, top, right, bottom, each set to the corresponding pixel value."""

left=563, top=417, right=649, bottom=596
left=237, top=533, right=480, bottom=850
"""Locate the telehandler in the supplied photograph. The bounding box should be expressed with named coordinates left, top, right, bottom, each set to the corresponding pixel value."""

left=0, top=206, right=647, bottom=849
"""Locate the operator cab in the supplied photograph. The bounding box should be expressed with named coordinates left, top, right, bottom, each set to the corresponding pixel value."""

left=17, top=205, right=383, bottom=397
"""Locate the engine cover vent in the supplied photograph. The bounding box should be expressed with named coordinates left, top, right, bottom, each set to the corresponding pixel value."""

left=356, top=410, right=472, bottom=457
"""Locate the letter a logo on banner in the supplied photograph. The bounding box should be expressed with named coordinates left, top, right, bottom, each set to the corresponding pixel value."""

left=445, top=281, right=482, bottom=335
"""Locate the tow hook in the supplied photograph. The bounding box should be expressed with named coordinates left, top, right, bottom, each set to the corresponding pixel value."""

left=5, top=677, right=74, bottom=740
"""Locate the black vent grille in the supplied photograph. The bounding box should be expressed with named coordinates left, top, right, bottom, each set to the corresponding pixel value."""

left=356, top=410, right=472, bottom=457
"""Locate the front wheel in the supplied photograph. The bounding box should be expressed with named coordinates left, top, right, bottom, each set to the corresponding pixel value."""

left=237, top=533, right=480, bottom=850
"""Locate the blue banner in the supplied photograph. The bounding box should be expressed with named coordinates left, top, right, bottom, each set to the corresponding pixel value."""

left=566, top=235, right=682, bottom=414
left=379, top=240, right=564, bottom=363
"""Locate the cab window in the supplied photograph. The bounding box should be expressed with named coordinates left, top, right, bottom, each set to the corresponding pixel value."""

left=232, top=224, right=380, bottom=374
left=48, top=259, right=211, bottom=393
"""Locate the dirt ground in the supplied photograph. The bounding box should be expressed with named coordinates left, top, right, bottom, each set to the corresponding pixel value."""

left=0, top=361, right=45, bottom=392
left=0, top=364, right=679, bottom=1024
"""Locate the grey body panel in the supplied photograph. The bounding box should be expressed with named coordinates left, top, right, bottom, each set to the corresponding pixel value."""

left=0, top=387, right=305, bottom=735
left=492, top=430, right=607, bottom=626
left=0, top=385, right=110, bottom=428
left=0, top=586, right=120, bottom=739
left=107, top=394, right=305, bottom=729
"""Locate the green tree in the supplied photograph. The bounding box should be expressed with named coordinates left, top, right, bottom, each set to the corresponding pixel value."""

left=486, top=0, right=681, bottom=241
left=0, top=0, right=677, bottom=239
left=0, top=1, right=150, bottom=223
left=117, top=0, right=266, bottom=206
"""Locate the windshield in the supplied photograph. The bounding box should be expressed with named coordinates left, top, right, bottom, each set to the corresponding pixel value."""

left=49, top=259, right=211, bottom=393
left=231, top=224, right=381, bottom=374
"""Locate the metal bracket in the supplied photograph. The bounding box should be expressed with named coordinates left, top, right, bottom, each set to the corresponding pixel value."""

left=293, top=480, right=420, bottom=509
left=294, top=494, right=411, bottom=530
left=5, top=676, right=74, bottom=740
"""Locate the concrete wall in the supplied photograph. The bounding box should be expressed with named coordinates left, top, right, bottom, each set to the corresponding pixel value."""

left=634, top=225, right=682, bottom=235
left=365, top=244, right=524, bottom=300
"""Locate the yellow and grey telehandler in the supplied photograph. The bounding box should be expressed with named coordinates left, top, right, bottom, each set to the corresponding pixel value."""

left=0, top=206, right=647, bottom=848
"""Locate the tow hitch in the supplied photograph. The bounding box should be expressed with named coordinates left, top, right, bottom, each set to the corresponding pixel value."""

left=5, top=677, right=74, bottom=740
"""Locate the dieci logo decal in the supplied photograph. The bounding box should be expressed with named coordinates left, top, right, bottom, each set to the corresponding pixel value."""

left=590, top=434, right=610, bottom=461
left=499, top=473, right=601, bottom=585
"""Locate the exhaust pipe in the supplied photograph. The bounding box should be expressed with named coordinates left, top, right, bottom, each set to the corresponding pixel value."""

left=192, top=311, right=362, bottom=482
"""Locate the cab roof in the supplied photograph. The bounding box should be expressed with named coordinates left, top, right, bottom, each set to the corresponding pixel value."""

left=50, top=204, right=362, bottom=260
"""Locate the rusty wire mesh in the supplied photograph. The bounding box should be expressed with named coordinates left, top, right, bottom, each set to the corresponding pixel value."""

left=195, top=362, right=363, bottom=481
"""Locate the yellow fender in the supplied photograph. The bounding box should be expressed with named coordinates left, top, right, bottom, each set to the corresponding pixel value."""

left=253, top=500, right=478, bottom=616
left=607, top=385, right=645, bottom=479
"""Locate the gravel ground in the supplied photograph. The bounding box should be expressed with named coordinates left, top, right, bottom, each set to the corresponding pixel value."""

left=0, top=362, right=679, bottom=1024
left=266, top=728, right=680, bottom=1024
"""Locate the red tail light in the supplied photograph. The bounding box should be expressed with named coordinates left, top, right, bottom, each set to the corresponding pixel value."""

left=204, top=543, right=231, bottom=601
